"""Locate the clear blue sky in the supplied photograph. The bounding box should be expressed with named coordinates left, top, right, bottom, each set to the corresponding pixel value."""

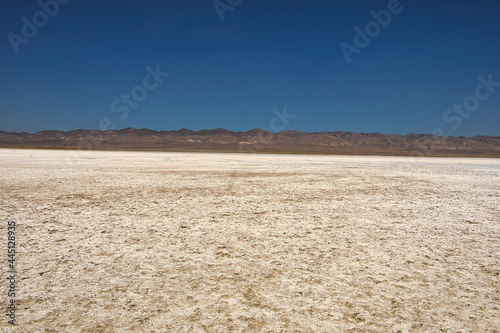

left=1, top=0, right=499, bottom=136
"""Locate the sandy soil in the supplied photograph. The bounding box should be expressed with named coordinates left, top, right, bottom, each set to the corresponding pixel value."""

left=0, top=149, right=499, bottom=332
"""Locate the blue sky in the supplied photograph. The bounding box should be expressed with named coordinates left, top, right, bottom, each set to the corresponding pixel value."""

left=1, top=0, right=499, bottom=136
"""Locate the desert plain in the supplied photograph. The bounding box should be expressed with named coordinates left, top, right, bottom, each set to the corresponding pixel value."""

left=0, top=148, right=499, bottom=332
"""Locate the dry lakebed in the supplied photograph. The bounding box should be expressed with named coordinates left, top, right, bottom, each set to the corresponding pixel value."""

left=0, top=149, right=499, bottom=332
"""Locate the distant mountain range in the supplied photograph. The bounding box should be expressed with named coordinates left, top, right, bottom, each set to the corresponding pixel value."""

left=1, top=128, right=500, bottom=157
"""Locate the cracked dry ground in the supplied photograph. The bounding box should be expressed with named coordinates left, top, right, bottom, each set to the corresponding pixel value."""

left=0, top=149, right=499, bottom=332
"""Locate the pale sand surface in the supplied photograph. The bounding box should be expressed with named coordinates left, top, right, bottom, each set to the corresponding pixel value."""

left=0, top=149, right=499, bottom=332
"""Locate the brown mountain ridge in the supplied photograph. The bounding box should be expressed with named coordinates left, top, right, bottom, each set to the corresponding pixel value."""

left=1, top=128, right=499, bottom=157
